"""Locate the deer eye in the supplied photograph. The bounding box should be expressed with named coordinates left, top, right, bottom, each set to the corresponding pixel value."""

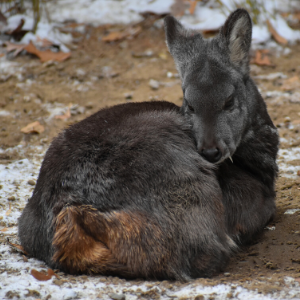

left=185, top=100, right=194, bottom=113
left=223, top=96, right=234, bottom=111
left=188, top=104, right=195, bottom=112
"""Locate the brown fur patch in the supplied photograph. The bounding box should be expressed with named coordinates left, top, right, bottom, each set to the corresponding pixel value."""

left=52, top=205, right=166, bottom=276
left=52, top=205, right=119, bottom=274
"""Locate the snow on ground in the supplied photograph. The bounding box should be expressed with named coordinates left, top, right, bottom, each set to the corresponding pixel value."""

left=2, top=0, right=300, bottom=49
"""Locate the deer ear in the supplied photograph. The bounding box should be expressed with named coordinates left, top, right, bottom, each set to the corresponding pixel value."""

left=164, top=15, right=202, bottom=78
left=164, top=15, right=186, bottom=52
left=220, top=9, right=252, bottom=74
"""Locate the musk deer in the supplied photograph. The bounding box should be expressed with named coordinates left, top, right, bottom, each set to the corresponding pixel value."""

left=18, top=9, right=278, bottom=280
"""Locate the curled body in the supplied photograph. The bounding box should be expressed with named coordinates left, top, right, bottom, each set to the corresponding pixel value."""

left=18, top=9, right=278, bottom=280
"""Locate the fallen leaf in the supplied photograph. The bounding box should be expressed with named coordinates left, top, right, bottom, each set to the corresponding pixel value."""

left=0, top=10, right=7, bottom=25
left=5, top=202, right=11, bottom=216
left=23, top=255, right=28, bottom=262
left=267, top=20, right=288, bottom=45
left=21, top=121, right=45, bottom=134
left=36, top=36, right=54, bottom=48
left=170, top=0, right=186, bottom=17
left=251, top=50, right=272, bottom=66
left=1, top=228, right=8, bottom=232
left=188, top=1, right=197, bottom=15
left=31, top=269, right=59, bottom=281
left=25, top=41, right=71, bottom=62
left=4, top=41, right=26, bottom=57
left=7, top=240, right=28, bottom=255
left=7, top=18, right=28, bottom=41
left=55, top=106, right=71, bottom=120
left=9, top=18, right=24, bottom=34
left=102, top=26, right=141, bottom=42
left=102, top=31, right=127, bottom=42
left=281, top=76, right=300, bottom=91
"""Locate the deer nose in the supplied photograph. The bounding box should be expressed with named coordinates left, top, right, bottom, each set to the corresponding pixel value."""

left=200, top=148, right=222, bottom=163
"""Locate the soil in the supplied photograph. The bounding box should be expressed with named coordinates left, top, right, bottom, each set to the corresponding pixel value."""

left=0, top=16, right=300, bottom=297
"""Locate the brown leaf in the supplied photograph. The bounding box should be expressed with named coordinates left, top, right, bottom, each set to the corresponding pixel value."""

left=4, top=42, right=26, bottom=57
left=0, top=10, right=7, bottom=25
left=251, top=50, right=272, bottom=66
left=170, top=0, right=186, bottom=17
left=23, top=255, right=28, bottom=262
left=1, top=228, right=8, bottom=232
left=102, top=31, right=127, bottom=42
left=36, top=36, right=54, bottom=48
left=5, top=202, right=11, bottom=216
left=7, top=240, right=28, bottom=255
left=8, top=18, right=28, bottom=41
left=102, top=26, right=141, bottom=42
left=9, top=18, right=24, bottom=35
left=25, top=41, right=71, bottom=62
left=281, top=76, right=300, bottom=91
left=267, top=20, right=288, bottom=45
left=55, top=106, right=71, bottom=120
left=21, top=121, right=45, bottom=134
left=188, top=1, right=197, bottom=15
left=31, top=269, right=59, bottom=281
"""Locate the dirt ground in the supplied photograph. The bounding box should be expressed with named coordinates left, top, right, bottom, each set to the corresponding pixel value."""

left=0, top=15, right=300, bottom=298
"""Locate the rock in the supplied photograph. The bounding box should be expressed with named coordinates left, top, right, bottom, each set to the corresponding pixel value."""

left=124, top=93, right=133, bottom=100
left=108, top=293, right=125, bottom=300
left=27, top=180, right=36, bottom=186
left=7, top=196, right=15, bottom=201
left=149, top=79, right=159, bottom=90
left=63, top=290, right=78, bottom=299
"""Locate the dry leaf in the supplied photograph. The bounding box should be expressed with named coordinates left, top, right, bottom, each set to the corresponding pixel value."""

left=21, top=121, right=45, bottom=134
left=102, top=31, right=127, bottom=42
left=170, top=0, right=186, bottom=17
left=102, top=26, right=141, bottom=42
left=1, top=227, right=8, bottom=232
left=7, top=18, right=28, bottom=41
left=5, top=202, right=11, bottom=216
left=188, top=1, right=197, bottom=15
left=4, top=41, right=26, bottom=57
left=31, top=269, right=58, bottom=281
left=9, top=18, right=24, bottom=35
left=7, top=240, right=28, bottom=255
left=55, top=106, right=71, bottom=120
left=25, top=41, right=71, bottom=62
left=251, top=50, right=272, bottom=66
left=36, top=36, right=54, bottom=48
left=267, top=20, right=288, bottom=45
left=281, top=76, right=300, bottom=91
left=23, top=255, right=28, bottom=262
left=0, top=11, right=7, bottom=25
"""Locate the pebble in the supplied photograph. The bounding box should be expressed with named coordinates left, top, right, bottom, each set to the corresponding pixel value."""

left=224, top=272, right=231, bottom=277
left=7, top=196, right=15, bottom=201
left=124, top=93, right=133, bottom=100
left=63, top=290, right=78, bottom=299
left=149, top=79, right=159, bottom=90
left=27, top=180, right=36, bottom=186
left=108, top=293, right=126, bottom=300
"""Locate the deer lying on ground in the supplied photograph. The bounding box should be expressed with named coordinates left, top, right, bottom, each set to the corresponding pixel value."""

left=18, top=9, right=278, bottom=280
